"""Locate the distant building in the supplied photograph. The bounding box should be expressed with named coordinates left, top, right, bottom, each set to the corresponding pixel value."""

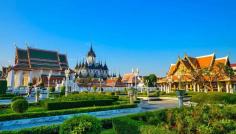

left=122, top=70, right=141, bottom=87
left=6, top=47, right=69, bottom=88
left=74, top=46, right=109, bottom=79
left=158, top=53, right=236, bottom=93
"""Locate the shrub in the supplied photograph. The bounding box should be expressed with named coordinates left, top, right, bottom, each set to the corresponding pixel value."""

left=140, top=125, right=175, bottom=134
left=1, top=124, right=60, bottom=134
left=212, top=119, right=236, bottom=134
left=197, top=125, right=214, bottom=134
left=60, top=115, right=102, bottom=134
left=45, top=99, right=115, bottom=110
left=11, top=99, right=28, bottom=113
left=191, top=92, right=236, bottom=104
left=112, top=117, right=143, bottom=134
left=105, top=92, right=115, bottom=96
left=0, top=80, right=7, bottom=95
left=11, top=96, right=26, bottom=102
left=49, top=87, right=55, bottom=92
left=60, top=86, right=65, bottom=96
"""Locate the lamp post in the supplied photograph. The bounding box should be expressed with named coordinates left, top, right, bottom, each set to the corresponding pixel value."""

left=99, top=77, right=102, bottom=92
left=176, top=74, right=185, bottom=108
left=65, top=69, right=70, bottom=97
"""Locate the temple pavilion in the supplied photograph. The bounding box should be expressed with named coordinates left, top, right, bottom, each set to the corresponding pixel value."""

left=157, top=53, right=236, bottom=93
left=6, top=47, right=69, bottom=88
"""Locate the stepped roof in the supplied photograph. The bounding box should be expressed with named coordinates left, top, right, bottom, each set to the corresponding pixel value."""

left=14, top=47, right=68, bottom=70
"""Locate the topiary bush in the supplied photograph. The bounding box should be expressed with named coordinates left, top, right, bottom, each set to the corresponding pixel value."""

left=11, top=96, right=26, bottom=102
left=60, top=115, right=102, bottom=134
left=11, top=99, right=29, bottom=113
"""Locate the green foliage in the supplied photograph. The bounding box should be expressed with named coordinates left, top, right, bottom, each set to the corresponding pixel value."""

left=0, top=80, right=7, bottom=95
left=105, top=92, right=115, bottom=96
left=191, top=92, right=236, bottom=104
left=60, top=115, right=102, bottom=134
left=112, top=117, right=143, bottom=134
left=11, top=96, right=26, bottom=102
left=0, top=125, right=60, bottom=134
left=140, top=125, right=175, bottom=134
left=60, top=86, right=65, bottom=96
left=45, top=99, right=116, bottom=110
left=11, top=99, right=28, bottom=113
left=0, top=104, right=137, bottom=121
left=48, top=87, right=55, bottom=92
left=92, top=86, right=97, bottom=92
left=144, top=74, right=157, bottom=87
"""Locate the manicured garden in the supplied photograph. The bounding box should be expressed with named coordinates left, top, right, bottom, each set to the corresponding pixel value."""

left=0, top=92, right=137, bottom=121
left=2, top=103, right=236, bottom=134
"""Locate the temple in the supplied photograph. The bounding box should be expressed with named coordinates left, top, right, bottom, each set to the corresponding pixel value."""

left=74, top=46, right=109, bottom=79
left=157, top=53, right=236, bottom=93
left=6, top=47, right=69, bottom=88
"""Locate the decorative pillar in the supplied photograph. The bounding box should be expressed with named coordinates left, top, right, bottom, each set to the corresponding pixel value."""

left=8, top=69, right=15, bottom=87
left=193, top=83, right=196, bottom=92
left=18, top=71, right=23, bottom=87
left=186, top=84, right=188, bottom=91
left=217, top=82, right=221, bottom=92
left=226, top=83, right=229, bottom=93
left=197, top=84, right=200, bottom=92
left=28, top=71, right=33, bottom=84
left=229, top=83, right=233, bottom=94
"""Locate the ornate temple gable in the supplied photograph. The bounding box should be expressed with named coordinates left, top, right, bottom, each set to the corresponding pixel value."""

left=195, top=53, right=215, bottom=69
left=15, top=48, right=30, bottom=69
left=167, top=64, right=176, bottom=76
left=184, top=54, right=199, bottom=69
left=173, top=59, right=193, bottom=76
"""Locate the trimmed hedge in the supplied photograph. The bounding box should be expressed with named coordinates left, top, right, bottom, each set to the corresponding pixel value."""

left=0, top=124, right=60, bottom=134
left=44, top=99, right=116, bottom=110
left=0, top=104, right=137, bottom=122
left=0, top=119, right=112, bottom=134
left=191, top=92, right=236, bottom=104
left=112, top=117, right=144, bottom=134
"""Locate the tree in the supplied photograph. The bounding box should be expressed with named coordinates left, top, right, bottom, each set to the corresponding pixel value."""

left=144, top=74, right=157, bottom=87
left=0, top=80, right=7, bottom=95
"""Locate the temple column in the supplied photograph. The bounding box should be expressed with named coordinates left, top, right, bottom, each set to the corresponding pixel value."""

left=7, top=69, right=15, bottom=88
left=193, top=83, right=196, bottom=92
left=197, top=84, right=200, bottom=92
left=217, top=82, right=221, bottom=92
left=28, top=71, right=33, bottom=84
left=226, top=82, right=229, bottom=93
left=18, top=71, right=23, bottom=87
left=229, top=83, right=233, bottom=94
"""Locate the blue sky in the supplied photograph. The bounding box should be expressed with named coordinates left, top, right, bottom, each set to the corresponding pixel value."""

left=0, top=0, right=235, bottom=76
